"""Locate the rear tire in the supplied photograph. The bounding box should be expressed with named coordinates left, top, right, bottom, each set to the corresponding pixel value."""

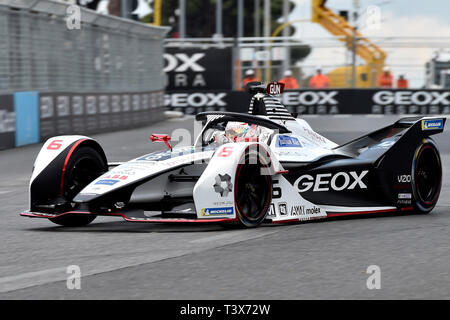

left=411, top=139, right=442, bottom=214
left=49, top=146, right=107, bottom=226
left=234, top=149, right=272, bottom=228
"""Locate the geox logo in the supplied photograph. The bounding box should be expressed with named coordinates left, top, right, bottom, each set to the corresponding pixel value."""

left=373, top=91, right=450, bottom=105
left=294, top=171, right=369, bottom=192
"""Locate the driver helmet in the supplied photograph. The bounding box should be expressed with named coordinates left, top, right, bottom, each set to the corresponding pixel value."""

left=225, top=122, right=251, bottom=140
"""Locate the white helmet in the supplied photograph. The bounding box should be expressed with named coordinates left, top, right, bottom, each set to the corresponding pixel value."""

left=245, top=69, right=255, bottom=76
left=284, top=70, right=293, bottom=77
left=383, top=66, right=390, bottom=72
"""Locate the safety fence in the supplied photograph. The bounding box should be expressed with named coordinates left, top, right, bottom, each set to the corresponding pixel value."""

left=166, top=89, right=450, bottom=115
left=0, top=90, right=165, bottom=150
left=0, top=0, right=169, bottom=151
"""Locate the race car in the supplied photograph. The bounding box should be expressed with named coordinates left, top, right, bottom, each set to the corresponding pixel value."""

left=21, top=83, right=445, bottom=228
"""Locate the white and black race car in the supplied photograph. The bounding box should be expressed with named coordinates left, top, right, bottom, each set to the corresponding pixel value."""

left=21, top=83, right=445, bottom=228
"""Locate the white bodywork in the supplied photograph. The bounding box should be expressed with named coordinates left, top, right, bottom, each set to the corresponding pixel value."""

left=32, top=112, right=341, bottom=223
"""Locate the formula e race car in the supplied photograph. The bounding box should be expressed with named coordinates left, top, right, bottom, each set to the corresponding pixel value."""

left=21, top=83, right=446, bottom=228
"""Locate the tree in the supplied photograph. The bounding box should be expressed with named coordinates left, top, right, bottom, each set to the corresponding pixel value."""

left=141, top=1, right=311, bottom=63
left=141, top=0, right=293, bottom=38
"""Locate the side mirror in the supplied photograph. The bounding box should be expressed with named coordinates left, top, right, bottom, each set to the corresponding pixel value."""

left=150, top=134, right=172, bottom=151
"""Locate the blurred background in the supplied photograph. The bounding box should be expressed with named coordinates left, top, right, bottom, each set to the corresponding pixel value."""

left=52, top=0, right=450, bottom=90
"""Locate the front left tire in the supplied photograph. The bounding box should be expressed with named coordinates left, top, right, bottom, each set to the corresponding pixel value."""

left=234, top=149, right=272, bottom=227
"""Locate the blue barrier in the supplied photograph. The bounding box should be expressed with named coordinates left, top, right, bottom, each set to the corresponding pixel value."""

left=14, top=92, right=40, bottom=147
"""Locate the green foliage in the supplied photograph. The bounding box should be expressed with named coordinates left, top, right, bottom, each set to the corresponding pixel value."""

left=140, top=1, right=311, bottom=63
left=142, top=0, right=296, bottom=38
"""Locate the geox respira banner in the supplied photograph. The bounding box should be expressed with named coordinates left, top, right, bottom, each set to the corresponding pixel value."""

left=166, top=89, right=450, bottom=115
left=164, top=48, right=233, bottom=91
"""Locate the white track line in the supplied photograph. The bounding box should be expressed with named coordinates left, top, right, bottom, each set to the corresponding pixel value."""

left=0, top=267, right=67, bottom=293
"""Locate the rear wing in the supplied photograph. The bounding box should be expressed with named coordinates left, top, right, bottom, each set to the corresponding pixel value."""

left=335, top=116, right=446, bottom=157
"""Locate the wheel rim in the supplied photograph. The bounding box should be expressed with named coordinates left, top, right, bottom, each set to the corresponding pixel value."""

left=414, top=145, right=441, bottom=206
left=65, top=156, right=105, bottom=199
left=235, top=160, right=271, bottom=222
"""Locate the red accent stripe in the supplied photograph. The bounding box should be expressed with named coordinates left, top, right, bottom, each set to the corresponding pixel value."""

left=20, top=210, right=238, bottom=224
left=277, top=170, right=289, bottom=174
left=60, top=139, right=87, bottom=195
left=327, top=208, right=397, bottom=217
left=272, top=218, right=299, bottom=224
left=401, top=206, right=414, bottom=211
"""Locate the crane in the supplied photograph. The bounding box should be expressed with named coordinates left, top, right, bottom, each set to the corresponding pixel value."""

left=311, top=0, right=387, bottom=87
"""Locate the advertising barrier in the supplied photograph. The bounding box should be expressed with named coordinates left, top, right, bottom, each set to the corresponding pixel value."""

left=164, top=48, right=233, bottom=91
left=0, top=94, right=15, bottom=150
left=14, top=92, right=40, bottom=147
left=0, top=90, right=165, bottom=151
left=166, top=89, right=450, bottom=115
left=39, top=91, right=165, bottom=140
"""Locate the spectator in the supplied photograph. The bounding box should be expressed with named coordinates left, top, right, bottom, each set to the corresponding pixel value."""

left=279, top=70, right=300, bottom=89
left=309, top=66, right=330, bottom=88
left=378, top=66, right=393, bottom=88
left=397, top=74, right=409, bottom=89
left=242, top=69, right=259, bottom=90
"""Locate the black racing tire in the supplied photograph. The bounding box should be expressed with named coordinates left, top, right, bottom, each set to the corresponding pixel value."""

left=411, top=139, right=442, bottom=214
left=234, top=149, right=272, bottom=228
left=49, top=146, right=107, bottom=226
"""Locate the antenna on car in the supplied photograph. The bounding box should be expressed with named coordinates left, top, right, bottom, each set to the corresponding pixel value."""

left=246, top=82, right=266, bottom=94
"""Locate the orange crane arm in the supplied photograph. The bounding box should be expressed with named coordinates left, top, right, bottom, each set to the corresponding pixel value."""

left=311, top=0, right=386, bottom=65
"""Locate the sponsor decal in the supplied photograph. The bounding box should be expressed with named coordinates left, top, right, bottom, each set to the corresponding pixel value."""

left=290, top=205, right=321, bottom=216
left=137, top=146, right=195, bottom=162
left=164, top=48, right=232, bottom=90
left=373, top=91, right=450, bottom=106
left=281, top=91, right=339, bottom=106
left=397, top=174, right=411, bottom=183
left=213, top=200, right=234, bottom=206
left=0, top=109, right=15, bottom=133
left=421, top=119, right=444, bottom=130
left=276, top=135, right=302, bottom=148
left=279, top=203, right=288, bottom=216
left=266, top=82, right=285, bottom=95
left=201, top=207, right=234, bottom=216
left=303, top=127, right=327, bottom=144
left=165, top=92, right=227, bottom=108
left=213, top=174, right=233, bottom=197
left=103, top=175, right=128, bottom=180
left=295, top=170, right=369, bottom=193
left=398, top=193, right=412, bottom=199
left=267, top=203, right=276, bottom=217
left=95, top=179, right=119, bottom=186
left=164, top=53, right=206, bottom=73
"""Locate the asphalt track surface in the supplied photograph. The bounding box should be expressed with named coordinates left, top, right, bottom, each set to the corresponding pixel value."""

left=1, top=115, right=450, bottom=299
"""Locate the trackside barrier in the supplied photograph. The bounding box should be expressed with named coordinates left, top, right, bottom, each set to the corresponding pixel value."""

left=166, top=89, right=450, bottom=115
left=0, top=94, right=15, bottom=150
left=0, top=0, right=170, bottom=151
left=14, top=92, right=40, bottom=147
left=0, top=90, right=165, bottom=151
